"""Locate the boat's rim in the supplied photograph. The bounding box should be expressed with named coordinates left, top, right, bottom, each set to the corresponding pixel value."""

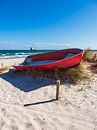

left=28, top=48, right=83, bottom=57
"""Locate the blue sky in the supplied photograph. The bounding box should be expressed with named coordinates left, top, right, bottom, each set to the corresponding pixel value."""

left=0, top=0, right=97, bottom=49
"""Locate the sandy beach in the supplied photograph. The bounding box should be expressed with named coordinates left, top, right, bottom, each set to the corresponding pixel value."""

left=0, top=58, right=97, bottom=130
left=0, top=58, right=25, bottom=68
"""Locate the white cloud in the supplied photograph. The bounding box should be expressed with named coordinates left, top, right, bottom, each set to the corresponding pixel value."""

left=0, top=41, right=73, bottom=50
left=0, top=41, right=32, bottom=50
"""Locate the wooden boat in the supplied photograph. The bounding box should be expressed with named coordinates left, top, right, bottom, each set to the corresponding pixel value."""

left=14, top=48, right=83, bottom=71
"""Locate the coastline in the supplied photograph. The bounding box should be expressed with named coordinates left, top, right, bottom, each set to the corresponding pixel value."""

left=0, top=58, right=97, bottom=130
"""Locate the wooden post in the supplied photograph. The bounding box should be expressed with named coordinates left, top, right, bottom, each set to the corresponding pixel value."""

left=56, top=80, right=60, bottom=100
left=1, top=63, right=3, bottom=68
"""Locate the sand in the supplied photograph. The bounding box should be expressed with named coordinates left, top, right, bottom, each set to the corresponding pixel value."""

left=0, top=58, right=97, bottom=130
left=0, top=58, right=25, bottom=68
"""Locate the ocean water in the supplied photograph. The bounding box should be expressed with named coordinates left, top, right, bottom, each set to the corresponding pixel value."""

left=0, top=49, right=96, bottom=59
left=0, top=50, right=53, bottom=59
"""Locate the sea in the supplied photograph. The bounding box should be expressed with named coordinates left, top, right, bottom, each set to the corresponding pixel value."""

left=0, top=49, right=96, bottom=59
left=0, top=50, right=53, bottom=59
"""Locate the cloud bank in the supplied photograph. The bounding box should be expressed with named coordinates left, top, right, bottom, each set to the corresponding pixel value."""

left=0, top=41, right=73, bottom=50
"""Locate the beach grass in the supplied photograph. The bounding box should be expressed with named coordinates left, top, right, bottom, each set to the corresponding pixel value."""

left=83, top=49, right=97, bottom=63
left=82, top=49, right=97, bottom=74
left=16, top=62, right=89, bottom=84
left=90, top=63, right=97, bottom=73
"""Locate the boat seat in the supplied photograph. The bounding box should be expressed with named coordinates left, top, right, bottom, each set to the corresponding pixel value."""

left=24, top=57, right=33, bottom=65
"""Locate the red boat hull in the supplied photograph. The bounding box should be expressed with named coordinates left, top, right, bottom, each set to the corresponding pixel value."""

left=14, top=48, right=83, bottom=71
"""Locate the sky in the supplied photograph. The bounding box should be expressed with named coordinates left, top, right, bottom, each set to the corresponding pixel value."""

left=0, top=0, right=97, bottom=50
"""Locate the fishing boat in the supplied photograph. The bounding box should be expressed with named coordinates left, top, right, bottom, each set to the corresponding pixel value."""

left=14, top=48, right=83, bottom=71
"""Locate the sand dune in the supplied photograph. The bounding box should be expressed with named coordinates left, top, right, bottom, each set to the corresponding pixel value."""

left=0, top=58, right=97, bottom=130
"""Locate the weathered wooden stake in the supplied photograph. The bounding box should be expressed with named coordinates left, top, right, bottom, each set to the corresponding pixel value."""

left=56, top=80, right=60, bottom=100
left=1, top=63, right=3, bottom=68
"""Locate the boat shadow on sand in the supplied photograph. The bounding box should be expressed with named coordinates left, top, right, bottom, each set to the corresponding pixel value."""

left=0, top=70, right=55, bottom=92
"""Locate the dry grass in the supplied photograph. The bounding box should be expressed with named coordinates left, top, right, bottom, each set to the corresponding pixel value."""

left=16, top=62, right=89, bottom=84
left=0, top=66, right=9, bottom=74
left=90, top=63, right=97, bottom=74
left=83, top=49, right=97, bottom=63
left=82, top=49, right=97, bottom=74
